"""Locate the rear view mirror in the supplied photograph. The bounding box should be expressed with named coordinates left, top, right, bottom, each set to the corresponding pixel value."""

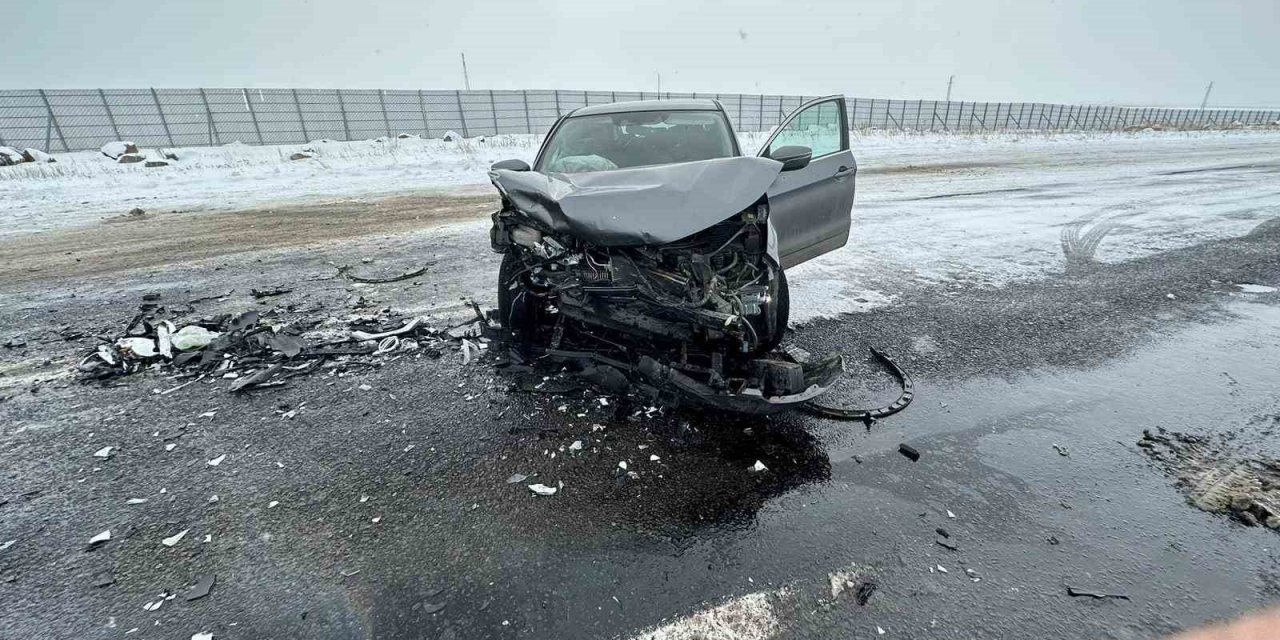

left=770, top=146, right=812, bottom=171
left=491, top=158, right=531, bottom=172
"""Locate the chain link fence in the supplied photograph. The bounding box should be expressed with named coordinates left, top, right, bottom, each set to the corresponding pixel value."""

left=2, top=88, right=1278, bottom=153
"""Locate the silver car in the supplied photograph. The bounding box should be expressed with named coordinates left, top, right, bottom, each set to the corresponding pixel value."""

left=488, top=97, right=856, bottom=412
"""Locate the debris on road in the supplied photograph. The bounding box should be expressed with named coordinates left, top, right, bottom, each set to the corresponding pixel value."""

left=87, top=530, right=111, bottom=548
left=506, top=473, right=528, bottom=484
left=1138, top=427, right=1280, bottom=532
left=897, top=444, right=920, bottom=462
left=1066, top=586, right=1130, bottom=600
left=338, top=263, right=432, bottom=284
left=207, top=454, right=227, bottom=466
left=184, top=574, right=216, bottom=601
left=93, top=446, right=114, bottom=458
left=1053, top=444, right=1070, bottom=457
left=528, top=483, right=557, bottom=496
left=750, top=460, right=768, bottom=473
left=162, top=529, right=189, bottom=547
left=75, top=297, right=495, bottom=392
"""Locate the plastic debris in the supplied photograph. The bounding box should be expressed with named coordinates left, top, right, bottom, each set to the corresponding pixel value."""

left=171, top=326, right=220, bottom=351
left=898, top=444, right=920, bottom=462
left=184, top=574, right=215, bottom=601
left=569, top=440, right=583, bottom=451
left=207, top=454, right=226, bottom=466
left=506, top=473, right=529, bottom=484
left=88, top=530, right=111, bottom=547
left=350, top=317, right=421, bottom=342
left=162, top=529, right=189, bottom=547
left=192, top=633, right=214, bottom=640
left=0, top=540, right=14, bottom=552
left=1066, top=586, right=1130, bottom=600
left=528, top=483, right=557, bottom=496
left=936, top=564, right=948, bottom=573
left=946, top=510, right=957, bottom=519
left=650, top=455, right=660, bottom=462
left=93, top=446, right=114, bottom=458
left=126, top=498, right=148, bottom=505
left=749, top=460, right=768, bottom=473
left=116, top=337, right=157, bottom=358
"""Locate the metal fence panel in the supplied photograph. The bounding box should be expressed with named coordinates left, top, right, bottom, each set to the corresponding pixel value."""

left=2, top=86, right=1276, bottom=152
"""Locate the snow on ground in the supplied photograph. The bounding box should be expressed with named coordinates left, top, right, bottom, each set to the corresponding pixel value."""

left=3, top=128, right=1279, bottom=324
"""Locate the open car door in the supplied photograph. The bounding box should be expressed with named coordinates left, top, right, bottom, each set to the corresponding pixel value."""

left=757, top=96, right=856, bottom=269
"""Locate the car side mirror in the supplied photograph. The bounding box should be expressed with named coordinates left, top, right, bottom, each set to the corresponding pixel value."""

left=491, top=158, right=531, bottom=172
left=770, top=145, right=812, bottom=171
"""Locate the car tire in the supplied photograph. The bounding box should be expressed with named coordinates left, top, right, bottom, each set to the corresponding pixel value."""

left=497, top=252, right=539, bottom=347
left=760, top=267, right=790, bottom=353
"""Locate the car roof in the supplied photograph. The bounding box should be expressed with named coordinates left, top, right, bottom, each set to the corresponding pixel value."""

left=568, top=99, right=722, bottom=117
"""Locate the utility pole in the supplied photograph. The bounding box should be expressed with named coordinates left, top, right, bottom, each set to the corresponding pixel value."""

left=945, top=75, right=954, bottom=102
left=1199, top=81, right=1213, bottom=109
left=460, top=53, right=471, bottom=90
left=656, top=72, right=661, bottom=96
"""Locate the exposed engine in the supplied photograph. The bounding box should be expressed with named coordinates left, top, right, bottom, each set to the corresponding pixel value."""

left=491, top=197, right=842, bottom=412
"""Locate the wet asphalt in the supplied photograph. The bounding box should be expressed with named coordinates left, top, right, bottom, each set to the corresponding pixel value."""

left=2, top=214, right=1280, bottom=639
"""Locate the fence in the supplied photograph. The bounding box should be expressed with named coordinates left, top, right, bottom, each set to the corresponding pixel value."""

left=2, top=88, right=1278, bottom=153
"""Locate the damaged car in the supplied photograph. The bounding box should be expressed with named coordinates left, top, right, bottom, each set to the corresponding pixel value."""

left=489, top=97, right=857, bottom=412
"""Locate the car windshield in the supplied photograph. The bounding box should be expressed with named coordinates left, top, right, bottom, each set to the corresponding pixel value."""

left=538, top=110, right=735, bottom=173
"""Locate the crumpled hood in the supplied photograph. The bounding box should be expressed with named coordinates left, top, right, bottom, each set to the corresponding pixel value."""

left=490, top=156, right=783, bottom=246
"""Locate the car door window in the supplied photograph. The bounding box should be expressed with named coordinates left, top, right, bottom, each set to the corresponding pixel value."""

left=765, top=100, right=842, bottom=158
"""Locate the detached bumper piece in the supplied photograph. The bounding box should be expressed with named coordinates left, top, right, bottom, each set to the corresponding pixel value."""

left=635, top=353, right=845, bottom=414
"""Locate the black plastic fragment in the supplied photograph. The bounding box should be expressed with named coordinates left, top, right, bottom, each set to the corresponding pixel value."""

left=1066, top=586, right=1129, bottom=600
left=855, top=580, right=877, bottom=606
left=898, top=444, right=920, bottom=462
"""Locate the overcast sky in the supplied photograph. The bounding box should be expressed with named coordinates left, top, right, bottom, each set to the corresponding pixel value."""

left=3, top=0, right=1276, bottom=107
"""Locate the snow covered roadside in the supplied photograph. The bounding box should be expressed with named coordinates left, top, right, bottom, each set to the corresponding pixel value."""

left=0, top=135, right=541, bottom=237
left=2, top=128, right=1277, bottom=238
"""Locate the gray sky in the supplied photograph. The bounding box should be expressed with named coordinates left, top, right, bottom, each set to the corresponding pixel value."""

left=4, top=0, right=1277, bottom=106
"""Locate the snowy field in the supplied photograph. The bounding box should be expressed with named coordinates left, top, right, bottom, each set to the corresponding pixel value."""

left=3, top=128, right=1279, bottom=324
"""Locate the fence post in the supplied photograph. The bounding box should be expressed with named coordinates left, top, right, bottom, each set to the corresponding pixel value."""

left=522, top=90, right=531, bottom=134
left=335, top=89, right=351, bottom=141
left=292, top=88, right=308, bottom=142
left=851, top=98, right=858, bottom=129
left=243, top=89, right=264, bottom=144
left=758, top=94, right=764, bottom=132
left=489, top=90, right=499, bottom=135
left=38, top=89, right=68, bottom=152
left=914, top=100, right=922, bottom=130
left=454, top=90, right=469, bottom=137
left=942, top=100, right=951, bottom=132
left=378, top=89, right=392, bottom=137
left=199, top=88, right=218, bottom=145
left=417, top=90, right=431, bottom=137
left=150, top=87, right=175, bottom=147
left=737, top=94, right=743, bottom=129
left=553, top=90, right=562, bottom=117
left=99, top=88, right=121, bottom=140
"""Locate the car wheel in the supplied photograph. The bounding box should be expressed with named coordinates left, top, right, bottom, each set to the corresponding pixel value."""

left=497, top=252, right=539, bottom=347
left=759, top=267, right=790, bottom=353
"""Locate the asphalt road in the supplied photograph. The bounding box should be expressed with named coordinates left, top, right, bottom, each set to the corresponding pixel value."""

left=2, top=137, right=1280, bottom=640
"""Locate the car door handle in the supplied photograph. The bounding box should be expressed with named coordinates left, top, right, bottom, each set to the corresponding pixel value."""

left=835, top=165, right=854, bottom=175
